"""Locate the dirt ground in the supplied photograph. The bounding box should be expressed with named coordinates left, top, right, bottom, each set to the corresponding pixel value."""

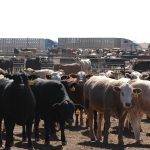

left=0, top=113, right=150, bottom=150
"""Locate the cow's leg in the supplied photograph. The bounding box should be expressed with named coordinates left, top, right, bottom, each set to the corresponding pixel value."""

left=59, top=121, right=67, bottom=145
left=103, top=112, right=110, bottom=144
left=75, top=114, right=79, bottom=126
left=129, top=112, right=142, bottom=144
left=49, top=121, right=57, bottom=140
left=26, top=121, right=34, bottom=149
left=44, top=119, right=50, bottom=145
left=86, top=116, right=89, bottom=128
left=4, top=119, right=15, bottom=149
left=22, top=125, right=27, bottom=141
left=0, top=117, right=3, bottom=147
left=80, top=109, right=84, bottom=126
left=118, top=112, right=127, bottom=145
left=34, top=115, right=40, bottom=141
left=96, top=112, right=103, bottom=141
left=94, top=111, right=97, bottom=133
left=88, top=109, right=96, bottom=141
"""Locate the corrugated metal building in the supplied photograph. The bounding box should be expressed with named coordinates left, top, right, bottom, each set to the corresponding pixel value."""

left=58, top=37, right=140, bottom=51
left=0, top=38, right=56, bottom=51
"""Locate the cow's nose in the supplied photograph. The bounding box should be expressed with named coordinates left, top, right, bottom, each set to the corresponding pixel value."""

left=125, top=103, right=131, bottom=107
left=78, top=80, right=83, bottom=84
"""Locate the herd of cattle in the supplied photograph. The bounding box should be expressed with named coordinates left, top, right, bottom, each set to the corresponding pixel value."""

left=0, top=57, right=150, bottom=149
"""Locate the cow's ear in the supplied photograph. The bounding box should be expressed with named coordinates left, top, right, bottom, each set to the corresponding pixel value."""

left=133, top=88, right=142, bottom=94
left=52, top=103, right=60, bottom=108
left=86, top=74, right=93, bottom=79
left=61, top=75, right=69, bottom=80
left=113, top=86, right=121, bottom=92
left=5, top=74, right=12, bottom=79
left=46, top=75, right=51, bottom=79
left=125, top=73, right=131, bottom=79
left=142, top=74, right=149, bottom=80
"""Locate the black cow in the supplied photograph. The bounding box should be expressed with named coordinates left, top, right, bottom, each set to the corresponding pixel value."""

left=0, top=73, right=11, bottom=147
left=28, top=77, right=75, bottom=145
left=132, top=60, right=150, bottom=72
left=2, top=73, right=36, bottom=150
left=0, top=60, right=13, bottom=74
left=26, top=57, right=42, bottom=70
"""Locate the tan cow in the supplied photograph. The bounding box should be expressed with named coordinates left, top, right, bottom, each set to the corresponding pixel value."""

left=24, top=68, right=54, bottom=79
left=84, top=76, right=141, bottom=145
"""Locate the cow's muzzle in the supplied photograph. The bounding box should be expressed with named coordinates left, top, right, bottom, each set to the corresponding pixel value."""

left=125, top=102, right=132, bottom=108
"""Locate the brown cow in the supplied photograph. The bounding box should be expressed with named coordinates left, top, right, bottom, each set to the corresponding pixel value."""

left=62, top=71, right=92, bottom=126
left=84, top=76, right=141, bottom=145
left=56, top=63, right=81, bottom=75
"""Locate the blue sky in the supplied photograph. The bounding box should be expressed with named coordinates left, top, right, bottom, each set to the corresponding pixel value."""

left=0, top=0, right=150, bottom=43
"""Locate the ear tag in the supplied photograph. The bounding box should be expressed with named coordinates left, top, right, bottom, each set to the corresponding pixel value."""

left=133, top=91, right=140, bottom=99
left=75, top=109, right=80, bottom=115
left=70, top=86, right=75, bottom=92
left=28, top=80, right=34, bottom=86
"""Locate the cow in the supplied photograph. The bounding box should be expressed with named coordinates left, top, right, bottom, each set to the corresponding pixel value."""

left=0, top=72, right=11, bottom=147
left=84, top=76, right=141, bottom=145
left=56, top=63, right=81, bottom=75
left=127, top=79, right=150, bottom=144
left=62, top=71, right=92, bottom=126
left=24, top=68, right=54, bottom=79
left=25, top=57, right=42, bottom=70
left=28, top=77, right=75, bottom=145
left=2, top=73, right=36, bottom=150
left=132, top=60, right=150, bottom=72
left=0, top=59, right=13, bottom=74
left=46, top=70, right=65, bottom=81
left=75, top=58, right=92, bottom=74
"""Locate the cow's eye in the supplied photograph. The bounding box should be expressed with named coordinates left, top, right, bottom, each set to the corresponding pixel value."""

left=121, top=92, right=124, bottom=96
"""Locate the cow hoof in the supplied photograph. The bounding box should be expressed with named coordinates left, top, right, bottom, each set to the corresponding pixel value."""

left=10, top=141, right=14, bottom=147
left=28, top=147, right=35, bottom=150
left=75, top=123, right=79, bottom=127
left=103, top=140, right=108, bottom=145
left=44, top=141, right=50, bottom=145
left=35, top=137, right=40, bottom=142
left=4, top=146, right=11, bottom=150
left=118, top=141, right=124, bottom=145
left=96, top=137, right=102, bottom=141
left=90, top=137, right=96, bottom=141
left=80, top=122, right=84, bottom=126
left=22, top=138, right=27, bottom=142
left=62, top=141, right=67, bottom=146
left=0, top=142, right=3, bottom=147
left=136, top=139, right=143, bottom=145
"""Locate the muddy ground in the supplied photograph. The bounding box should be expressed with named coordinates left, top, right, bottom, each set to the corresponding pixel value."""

left=0, top=114, right=150, bottom=150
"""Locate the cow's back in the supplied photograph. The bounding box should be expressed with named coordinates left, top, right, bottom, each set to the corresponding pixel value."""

left=84, top=76, right=108, bottom=111
left=84, top=76, right=124, bottom=113
left=59, top=63, right=81, bottom=75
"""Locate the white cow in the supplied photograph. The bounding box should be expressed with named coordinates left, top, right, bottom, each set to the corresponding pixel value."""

left=78, top=58, right=92, bottom=74
left=24, top=68, right=54, bottom=79
left=127, top=79, right=150, bottom=143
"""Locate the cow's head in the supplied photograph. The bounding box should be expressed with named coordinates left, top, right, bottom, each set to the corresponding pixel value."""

left=69, top=71, right=92, bottom=85
left=52, top=100, right=75, bottom=124
left=113, top=82, right=142, bottom=109
left=12, top=73, right=28, bottom=86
